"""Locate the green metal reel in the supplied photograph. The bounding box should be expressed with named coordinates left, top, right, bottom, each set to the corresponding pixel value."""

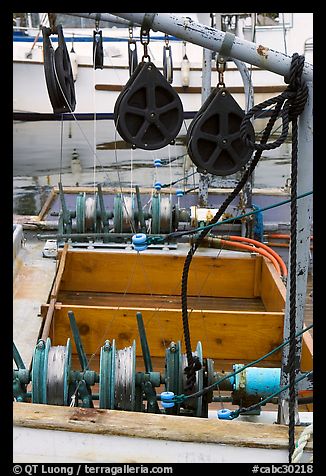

left=164, top=341, right=183, bottom=414
left=113, top=194, right=135, bottom=233
left=31, top=338, right=72, bottom=405
left=183, top=341, right=204, bottom=417
left=151, top=194, right=173, bottom=234
left=99, top=339, right=136, bottom=411
left=76, top=193, right=86, bottom=233
left=99, top=339, right=116, bottom=409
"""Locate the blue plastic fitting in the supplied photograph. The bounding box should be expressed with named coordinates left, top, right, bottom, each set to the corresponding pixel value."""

left=154, top=159, right=162, bottom=167
left=176, top=189, right=184, bottom=197
left=232, top=365, right=281, bottom=398
left=160, top=391, right=175, bottom=408
left=217, top=408, right=233, bottom=420
left=132, top=233, right=148, bottom=252
left=154, top=181, right=162, bottom=191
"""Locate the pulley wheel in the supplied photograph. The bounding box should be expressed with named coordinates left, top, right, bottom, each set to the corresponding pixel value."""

left=187, top=87, right=255, bottom=176
left=99, top=340, right=116, bottom=409
left=42, top=25, right=76, bottom=114
left=114, top=341, right=136, bottom=411
left=114, top=61, right=183, bottom=150
left=113, top=195, right=135, bottom=233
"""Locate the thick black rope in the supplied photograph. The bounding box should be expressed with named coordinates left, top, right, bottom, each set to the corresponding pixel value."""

left=286, top=53, right=309, bottom=463
left=181, top=54, right=308, bottom=397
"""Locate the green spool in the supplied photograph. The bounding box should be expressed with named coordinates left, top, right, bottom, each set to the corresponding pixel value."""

left=164, top=341, right=183, bottom=414
left=31, top=338, right=71, bottom=405
left=99, top=340, right=116, bottom=409
left=31, top=338, right=51, bottom=404
left=76, top=193, right=86, bottom=233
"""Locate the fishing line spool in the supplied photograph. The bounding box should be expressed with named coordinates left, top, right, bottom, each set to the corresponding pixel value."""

left=14, top=312, right=298, bottom=416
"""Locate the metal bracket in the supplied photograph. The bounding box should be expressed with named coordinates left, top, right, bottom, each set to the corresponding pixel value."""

left=217, top=31, right=235, bottom=63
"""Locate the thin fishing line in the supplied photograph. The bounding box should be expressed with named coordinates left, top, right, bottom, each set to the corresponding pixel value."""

left=52, top=54, right=113, bottom=184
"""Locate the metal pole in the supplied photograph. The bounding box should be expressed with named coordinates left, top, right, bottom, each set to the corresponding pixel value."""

left=104, top=13, right=313, bottom=81
left=198, top=15, right=214, bottom=207
left=277, top=81, right=313, bottom=425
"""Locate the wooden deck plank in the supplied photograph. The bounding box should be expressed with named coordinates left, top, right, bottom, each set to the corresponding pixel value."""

left=13, top=403, right=312, bottom=451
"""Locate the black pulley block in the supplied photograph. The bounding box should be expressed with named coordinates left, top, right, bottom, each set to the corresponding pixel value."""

left=93, top=30, right=104, bottom=70
left=42, top=25, right=76, bottom=114
left=114, top=61, right=183, bottom=150
left=187, top=88, right=255, bottom=176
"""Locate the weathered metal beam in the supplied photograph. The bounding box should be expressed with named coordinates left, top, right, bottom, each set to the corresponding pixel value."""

left=277, top=80, right=313, bottom=425
left=112, top=13, right=313, bottom=81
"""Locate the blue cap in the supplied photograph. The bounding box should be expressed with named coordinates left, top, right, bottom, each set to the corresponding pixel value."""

left=176, top=189, right=184, bottom=197
left=160, top=391, right=175, bottom=408
left=132, top=233, right=147, bottom=252
left=154, top=159, right=162, bottom=167
left=154, top=182, right=162, bottom=191
left=217, top=408, right=233, bottom=420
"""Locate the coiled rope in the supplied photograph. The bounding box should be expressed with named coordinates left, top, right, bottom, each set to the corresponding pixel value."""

left=181, top=53, right=309, bottom=403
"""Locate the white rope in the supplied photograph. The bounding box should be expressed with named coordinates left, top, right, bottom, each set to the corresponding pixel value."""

left=291, top=423, right=313, bottom=463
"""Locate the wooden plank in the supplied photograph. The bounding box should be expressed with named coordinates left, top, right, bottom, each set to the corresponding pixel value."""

left=41, top=244, right=69, bottom=341
left=13, top=403, right=312, bottom=451
left=46, top=304, right=284, bottom=361
left=260, top=259, right=286, bottom=311
left=57, top=290, right=266, bottom=311
left=60, top=251, right=257, bottom=298
left=95, top=84, right=286, bottom=94
left=253, top=255, right=262, bottom=297
left=37, top=188, right=56, bottom=221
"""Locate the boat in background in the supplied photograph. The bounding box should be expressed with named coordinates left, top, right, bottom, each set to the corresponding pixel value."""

left=13, top=12, right=313, bottom=464
left=13, top=13, right=313, bottom=116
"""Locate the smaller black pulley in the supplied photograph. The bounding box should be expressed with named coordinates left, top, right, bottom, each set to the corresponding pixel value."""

left=187, top=88, right=255, bottom=176
left=93, top=30, right=104, bottom=70
left=42, top=25, right=76, bottom=114
left=114, top=61, right=183, bottom=150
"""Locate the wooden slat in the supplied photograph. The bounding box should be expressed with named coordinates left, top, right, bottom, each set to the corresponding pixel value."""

left=57, top=290, right=266, bottom=311
left=260, top=259, right=286, bottom=311
left=60, top=251, right=257, bottom=298
left=13, top=403, right=312, bottom=451
left=41, top=244, right=69, bottom=341
left=95, top=84, right=286, bottom=94
left=46, top=304, right=284, bottom=361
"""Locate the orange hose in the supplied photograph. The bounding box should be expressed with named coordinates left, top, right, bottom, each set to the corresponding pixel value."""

left=227, top=235, right=288, bottom=277
left=218, top=239, right=282, bottom=275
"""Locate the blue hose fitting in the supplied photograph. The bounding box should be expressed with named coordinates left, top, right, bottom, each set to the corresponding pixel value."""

left=132, top=233, right=148, bottom=252
left=176, top=189, right=184, bottom=197
left=154, top=159, right=162, bottom=167
left=217, top=408, right=233, bottom=420
left=154, top=181, right=162, bottom=191
left=160, top=391, right=175, bottom=408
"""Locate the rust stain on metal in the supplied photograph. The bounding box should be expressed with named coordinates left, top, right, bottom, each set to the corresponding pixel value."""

left=257, top=44, right=269, bottom=58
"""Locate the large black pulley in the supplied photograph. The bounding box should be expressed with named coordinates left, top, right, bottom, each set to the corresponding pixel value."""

left=42, top=25, right=76, bottom=114
left=187, top=88, right=255, bottom=176
left=114, top=61, right=183, bottom=150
